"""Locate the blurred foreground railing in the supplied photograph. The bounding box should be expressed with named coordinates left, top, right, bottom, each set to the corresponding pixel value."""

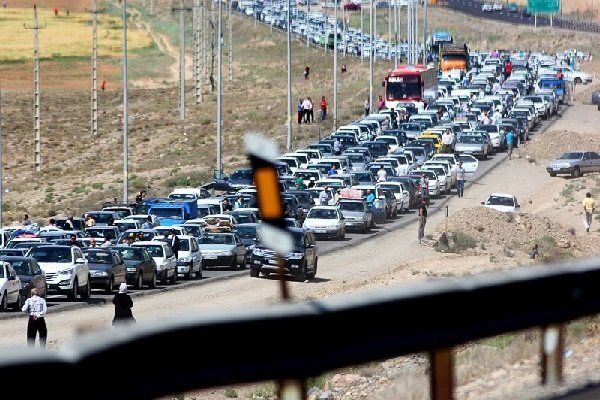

left=1, top=257, right=600, bottom=399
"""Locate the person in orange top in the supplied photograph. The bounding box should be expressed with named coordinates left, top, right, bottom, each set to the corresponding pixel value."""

left=320, top=96, right=328, bottom=121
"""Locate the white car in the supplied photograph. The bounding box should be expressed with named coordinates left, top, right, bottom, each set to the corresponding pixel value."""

left=114, top=219, right=142, bottom=231
left=0, top=261, right=21, bottom=311
left=458, top=154, right=479, bottom=173
left=302, top=206, right=346, bottom=240
left=125, top=214, right=161, bottom=227
left=482, top=3, right=493, bottom=11
left=175, top=235, right=203, bottom=279
left=482, top=193, right=520, bottom=213
left=27, top=245, right=91, bottom=301
left=492, top=2, right=503, bottom=10
left=132, top=241, right=178, bottom=284
left=376, top=182, right=409, bottom=213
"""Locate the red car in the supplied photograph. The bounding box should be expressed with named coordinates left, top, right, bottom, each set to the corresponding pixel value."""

left=344, top=2, right=361, bottom=10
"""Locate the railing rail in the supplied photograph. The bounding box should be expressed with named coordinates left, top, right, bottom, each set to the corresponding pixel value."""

left=2, top=257, right=600, bottom=399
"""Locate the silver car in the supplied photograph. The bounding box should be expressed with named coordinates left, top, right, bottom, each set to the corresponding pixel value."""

left=454, top=135, right=490, bottom=160
left=546, top=151, right=600, bottom=178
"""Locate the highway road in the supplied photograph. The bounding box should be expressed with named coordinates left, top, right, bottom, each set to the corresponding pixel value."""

left=0, top=105, right=565, bottom=321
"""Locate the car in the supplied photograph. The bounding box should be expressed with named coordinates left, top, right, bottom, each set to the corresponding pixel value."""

left=0, top=249, right=28, bottom=257
left=117, top=229, right=158, bottom=244
left=124, top=214, right=161, bottom=227
left=85, top=226, right=120, bottom=244
left=0, top=261, right=22, bottom=311
left=0, top=256, right=46, bottom=302
left=233, top=223, right=259, bottom=261
left=114, top=219, right=142, bottom=231
left=507, top=2, right=519, bottom=12
left=250, top=228, right=318, bottom=281
left=482, top=193, right=520, bottom=213
left=302, top=206, right=346, bottom=240
left=546, top=151, right=600, bottom=178
left=454, top=135, right=490, bottom=160
left=592, top=90, right=600, bottom=109
left=457, top=154, right=479, bottom=173
left=175, top=235, right=203, bottom=279
left=132, top=241, right=178, bottom=284
left=492, top=2, right=503, bottom=11
left=83, top=248, right=127, bottom=293
left=337, top=199, right=373, bottom=232
left=27, top=245, right=91, bottom=301
left=377, top=182, right=410, bottom=213
left=110, top=246, right=157, bottom=289
left=197, top=233, right=247, bottom=270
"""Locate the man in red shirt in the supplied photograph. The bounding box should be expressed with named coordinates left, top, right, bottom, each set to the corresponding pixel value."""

left=320, top=96, right=327, bottom=121
left=504, top=60, right=512, bottom=79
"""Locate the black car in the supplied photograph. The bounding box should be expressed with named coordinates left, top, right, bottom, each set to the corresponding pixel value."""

left=55, top=217, right=85, bottom=231
left=0, top=249, right=28, bottom=257
left=351, top=171, right=376, bottom=185
left=286, top=190, right=315, bottom=213
left=85, top=226, right=120, bottom=243
left=230, top=209, right=260, bottom=224
left=250, top=228, right=318, bottom=281
left=389, top=177, right=419, bottom=208
left=83, top=211, right=120, bottom=226
left=83, top=248, right=127, bottom=293
left=0, top=256, right=46, bottom=301
left=228, top=168, right=254, bottom=187
left=233, top=223, right=259, bottom=263
left=109, top=246, right=157, bottom=289
left=592, top=90, right=600, bottom=109
left=362, top=141, right=389, bottom=158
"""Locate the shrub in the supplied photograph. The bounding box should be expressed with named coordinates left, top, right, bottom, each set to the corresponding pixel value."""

left=224, top=388, right=238, bottom=398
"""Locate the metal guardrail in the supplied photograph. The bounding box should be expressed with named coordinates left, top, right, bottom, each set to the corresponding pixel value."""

left=2, top=257, right=600, bottom=399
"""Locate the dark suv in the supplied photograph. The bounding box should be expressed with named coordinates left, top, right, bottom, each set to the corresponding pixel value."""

left=250, top=228, right=317, bottom=281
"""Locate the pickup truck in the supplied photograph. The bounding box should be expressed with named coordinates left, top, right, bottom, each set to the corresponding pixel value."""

left=546, top=151, right=600, bottom=178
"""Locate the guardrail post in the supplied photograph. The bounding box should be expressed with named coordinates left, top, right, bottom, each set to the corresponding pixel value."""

left=278, top=379, right=306, bottom=400
left=541, top=324, right=565, bottom=385
left=430, top=347, right=454, bottom=400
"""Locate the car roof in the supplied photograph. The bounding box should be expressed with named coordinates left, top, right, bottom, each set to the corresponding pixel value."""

left=132, top=241, right=168, bottom=246
left=0, top=256, right=32, bottom=261
left=489, top=193, right=516, bottom=198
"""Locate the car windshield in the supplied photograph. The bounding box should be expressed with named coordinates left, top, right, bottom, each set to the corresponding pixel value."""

left=486, top=196, right=515, bottom=206
left=459, top=155, right=476, bottom=163
left=29, top=247, right=72, bottom=263
left=150, top=208, right=184, bottom=219
left=5, top=260, right=32, bottom=275
left=169, top=193, right=196, bottom=200
left=183, top=225, right=202, bottom=237
left=178, top=240, right=190, bottom=252
left=114, top=247, right=145, bottom=261
left=89, top=213, right=115, bottom=224
left=387, top=76, right=422, bottom=99
left=307, top=209, right=338, bottom=219
left=459, top=136, right=483, bottom=144
left=559, top=152, right=583, bottom=160
left=231, top=169, right=252, bottom=180
left=353, top=172, right=373, bottom=180
left=378, top=184, right=401, bottom=193
left=338, top=202, right=364, bottom=212
left=139, top=245, right=164, bottom=257
left=116, top=222, right=137, bottom=229
left=347, top=154, right=366, bottom=163
left=234, top=226, right=257, bottom=239
left=198, top=234, right=235, bottom=245
left=87, top=228, right=116, bottom=239
left=83, top=251, right=113, bottom=264
left=232, top=213, right=253, bottom=224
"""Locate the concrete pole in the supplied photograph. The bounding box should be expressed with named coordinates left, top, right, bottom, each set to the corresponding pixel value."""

left=333, top=0, right=338, bottom=131
left=150, top=0, right=154, bottom=15
left=286, top=0, right=292, bottom=150
left=374, top=0, right=377, bottom=61
left=193, top=0, right=203, bottom=104
left=360, top=2, right=364, bottom=61
left=122, top=0, right=129, bottom=203
left=423, top=0, right=427, bottom=63
left=25, top=5, right=43, bottom=172
left=324, top=4, right=328, bottom=54
left=0, top=77, right=3, bottom=227
left=211, top=1, right=215, bottom=86
left=342, top=4, right=346, bottom=58
left=172, top=0, right=190, bottom=120
left=388, top=0, right=392, bottom=52
left=394, top=0, right=398, bottom=68
left=414, top=0, right=418, bottom=63
left=407, top=0, right=411, bottom=64
left=91, top=0, right=99, bottom=136
left=228, top=0, right=233, bottom=83
left=217, top=0, right=223, bottom=173
left=369, top=0, right=374, bottom=114
left=306, top=0, right=310, bottom=47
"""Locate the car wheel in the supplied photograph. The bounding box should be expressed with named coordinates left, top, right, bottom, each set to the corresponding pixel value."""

left=250, top=268, right=259, bottom=278
left=134, top=273, right=143, bottom=289
left=13, top=291, right=23, bottom=311
left=298, top=262, right=308, bottom=282
left=187, top=263, right=194, bottom=280
left=261, top=270, right=270, bottom=277
left=307, top=259, right=318, bottom=280
left=80, top=278, right=91, bottom=300
left=105, top=277, right=114, bottom=294
left=147, top=272, right=156, bottom=288
left=549, top=172, right=557, bottom=177
left=67, top=279, right=78, bottom=301
left=196, top=263, right=203, bottom=279
left=0, top=292, right=6, bottom=311
left=169, top=268, right=177, bottom=284
left=575, top=77, right=582, bottom=85
left=230, top=257, right=237, bottom=271
left=572, top=167, right=581, bottom=178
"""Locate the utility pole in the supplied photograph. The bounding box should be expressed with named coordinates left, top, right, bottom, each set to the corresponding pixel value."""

left=172, top=0, right=192, bottom=120
left=423, top=0, right=427, bottom=63
left=193, top=0, right=202, bottom=104
left=24, top=5, right=45, bottom=172
left=388, top=0, right=392, bottom=55
left=394, top=0, right=398, bottom=67
left=150, top=0, right=154, bottom=15
left=0, top=78, right=3, bottom=227
left=407, top=0, right=411, bottom=64
left=333, top=0, right=338, bottom=131
left=360, top=1, right=364, bottom=61
left=286, top=0, right=292, bottom=150
left=324, top=4, right=328, bottom=54
left=203, top=0, right=208, bottom=83
left=86, top=0, right=105, bottom=136
left=122, top=0, right=129, bottom=203
left=228, top=0, right=233, bottom=83
left=210, top=1, right=215, bottom=91
left=306, top=0, right=310, bottom=47
left=369, top=0, right=374, bottom=114
left=374, top=0, right=377, bottom=62
left=217, top=0, right=223, bottom=174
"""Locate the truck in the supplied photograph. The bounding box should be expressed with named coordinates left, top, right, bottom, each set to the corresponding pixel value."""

left=144, top=198, right=198, bottom=226
left=536, top=77, right=566, bottom=103
left=440, top=45, right=469, bottom=80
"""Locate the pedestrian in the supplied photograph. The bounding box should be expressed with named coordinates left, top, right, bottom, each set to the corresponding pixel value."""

left=89, top=238, right=98, bottom=248
left=22, top=213, right=31, bottom=226
left=376, top=165, right=387, bottom=182
left=112, top=283, right=135, bottom=326
left=302, top=98, right=312, bottom=123
left=366, top=189, right=375, bottom=208
left=64, top=216, right=75, bottom=230
left=327, top=165, right=337, bottom=176
left=341, top=64, right=347, bottom=74
left=297, top=99, right=303, bottom=124
left=364, top=98, right=370, bottom=116
left=100, top=80, right=107, bottom=91
left=209, top=74, right=215, bottom=92
left=22, top=288, right=47, bottom=347
left=66, top=9, right=69, bottom=16
left=441, top=130, right=453, bottom=154
left=222, top=198, right=233, bottom=212
left=135, top=190, right=147, bottom=203
left=319, top=186, right=330, bottom=205
left=504, top=60, right=512, bottom=79
left=304, top=66, right=310, bottom=79
left=85, top=214, right=95, bottom=227
left=234, top=196, right=244, bottom=210
left=505, top=128, right=515, bottom=160
left=3, top=0, right=7, bottom=9
left=69, top=234, right=78, bottom=246
left=455, top=161, right=466, bottom=198
left=377, top=95, right=385, bottom=111
left=171, top=230, right=180, bottom=259
left=48, top=218, right=57, bottom=228
left=54, top=7, right=58, bottom=16
left=307, top=176, right=316, bottom=188
left=320, top=96, right=328, bottom=121
left=142, top=216, right=154, bottom=229
left=102, top=235, right=113, bottom=247
left=295, top=175, right=306, bottom=190
left=529, top=243, right=539, bottom=259
left=582, top=192, right=596, bottom=233
left=333, top=137, right=342, bottom=156
left=418, top=200, right=428, bottom=244
left=307, top=97, right=314, bottom=123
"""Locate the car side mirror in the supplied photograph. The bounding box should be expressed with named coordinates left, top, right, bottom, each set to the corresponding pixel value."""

left=7, top=275, right=15, bottom=281
left=480, top=201, right=485, bottom=205
left=34, top=270, right=42, bottom=275
left=76, top=258, right=86, bottom=264
left=379, top=195, right=386, bottom=200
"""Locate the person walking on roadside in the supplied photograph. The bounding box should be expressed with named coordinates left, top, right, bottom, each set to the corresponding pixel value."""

left=376, top=165, right=387, bottom=182
left=112, top=283, right=135, bottom=326
left=302, top=98, right=312, bottom=123
left=364, top=98, right=370, bottom=117
left=529, top=243, right=539, bottom=259
left=506, top=129, right=515, bottom=160
left=100, top=80, right=107, bottom=91
left=377, top=95, right=385, bottom=111
left=320, top=96, right=328, bottom=121
left=333, top=137, right=342, bottom=156
left=583, top=192, right=596, bottom=233
left=441, top=130, right=453, bottom=154
left=142, top=216, right=154, bottom=230
left=307, top=97, right=314, bottom=123
left=319, top=186, right=330, bottom=206
left=22, top=288, right=47, bottom=348
left=455, top=161, right=466, bottom=198
left=304, top=66, right=310, bottom=80
left=418, top=200, right=428, bottom=244
left=297, top=99, right=304, bottom=124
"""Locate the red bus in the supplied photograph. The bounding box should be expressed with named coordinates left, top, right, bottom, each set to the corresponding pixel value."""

left=384, top=65, right=438, bottom=110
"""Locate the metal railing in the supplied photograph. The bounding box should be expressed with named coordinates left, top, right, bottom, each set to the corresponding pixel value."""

left=2, top=257, right=600, bottom=399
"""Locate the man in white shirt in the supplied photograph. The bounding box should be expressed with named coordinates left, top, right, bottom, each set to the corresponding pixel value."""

left=377, top=166, right=387, bottom=182
left=441, top=130, right=454, bottom=153
left=319, top=186, right=330, bottom=205
left=302, top=98, right=312, bottom=123
left=22, top=288, right=48, bottom=348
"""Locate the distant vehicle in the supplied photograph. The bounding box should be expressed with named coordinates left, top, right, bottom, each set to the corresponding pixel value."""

left=384, top=65, right=438, bottom=110
left=592, top=90, right=600, bottom=109
left=175, top=235, right=203, bottom=279
left=197, top=233, right=247, bottom=270
left=83, top=248, right=127, bottom=294
left=492, top=2, right=503, bottom=11
left=0, top=261, right=22, bottom=311
left=481, top=3, right=493, bottom=12
left=454, top=135, right=490, bottom=160
left=132, top=241, right=178, bottom=284
left=507, top=2, right=519, bottom=12
left=0, top=256, right=46, bottom=302
left=110, top=246, right=157, bottom=289
left=302, top=206, right=346, bottom=240
left=546, top=151, right=600, bottom=178
left=337, top=199, right=373, bottom=233
left=482, top=193, right=520, bottom=213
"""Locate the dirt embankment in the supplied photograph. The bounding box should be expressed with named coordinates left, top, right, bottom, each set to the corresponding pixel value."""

left=517, top=129, right=600, bottom=162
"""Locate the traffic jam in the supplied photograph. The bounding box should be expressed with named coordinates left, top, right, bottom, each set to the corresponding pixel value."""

left=0, top=21, right=590, bottom=310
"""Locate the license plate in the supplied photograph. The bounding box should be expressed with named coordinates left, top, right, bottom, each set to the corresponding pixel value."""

left=204, top=255, right=217, bottom=259
left=314, top=229, right=326, bottom=234
left=268, top=259, right=278, bottom=265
